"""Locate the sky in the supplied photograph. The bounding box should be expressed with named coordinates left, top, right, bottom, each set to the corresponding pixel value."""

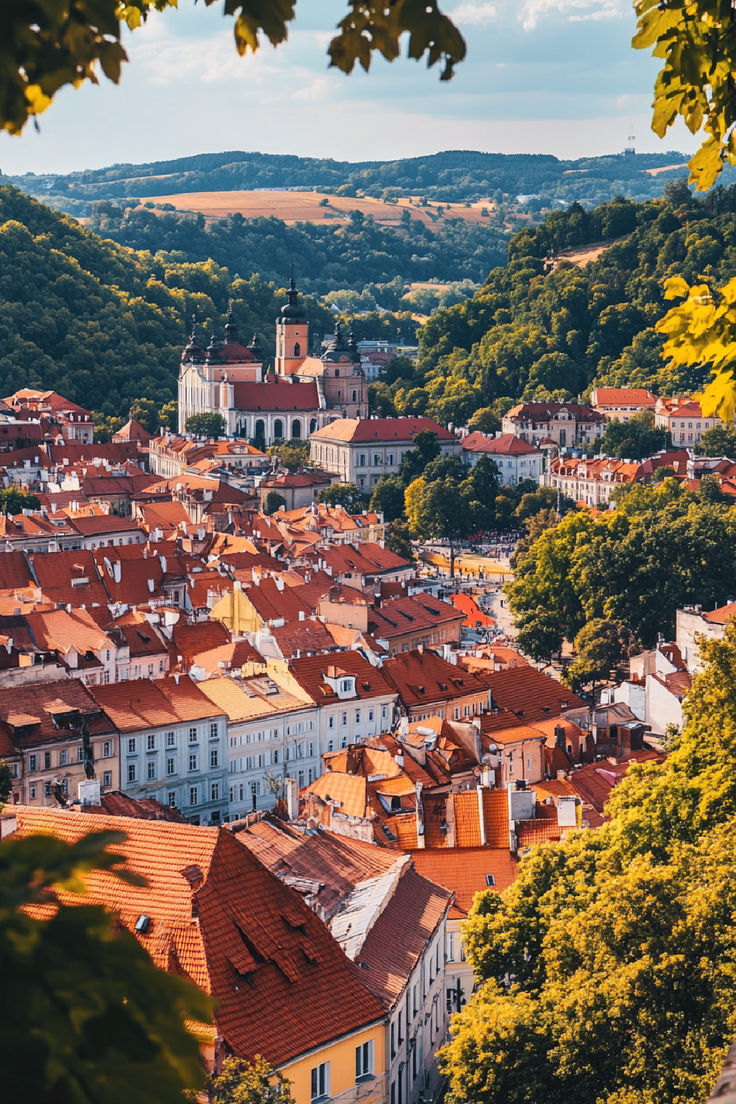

left=0, top=0, right=699, bottom=175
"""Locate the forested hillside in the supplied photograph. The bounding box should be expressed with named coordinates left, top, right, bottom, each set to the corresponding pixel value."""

left=87, top=202, right=506, bottom=296
left=408, top=182, right=736, bottom=426
left=0, top=186, right=338, bottom=420
left=8, top=148, right=728, bottom=212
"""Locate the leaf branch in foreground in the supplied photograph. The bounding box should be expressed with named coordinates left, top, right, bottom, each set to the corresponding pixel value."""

left=0, top=0, right=464, bottom=135
left=656, top=274, right=736, bottom=422
left=632, top=0, right=736, bottom=190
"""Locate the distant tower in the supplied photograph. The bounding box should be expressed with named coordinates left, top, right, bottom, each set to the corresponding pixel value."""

left=623, top=130, right=636, bottom=156
left=275, top=267, right=309, bottom=376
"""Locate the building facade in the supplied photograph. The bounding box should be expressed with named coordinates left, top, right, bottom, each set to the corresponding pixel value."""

left=309, top=417, right=461, bottom=491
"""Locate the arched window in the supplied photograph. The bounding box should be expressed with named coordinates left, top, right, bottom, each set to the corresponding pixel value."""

left=274, top=418, right=284, bottom=440
left=334, top=368, right=340, bottom=377
left=309, top=418, right=318, bottom=434
left=291, top=420, right=301, bottom=439
left=293, top=342, right=301, bottom=357
left=255, top=418, right=265, bottom=441
left=352, top=390, right=357, bottom=402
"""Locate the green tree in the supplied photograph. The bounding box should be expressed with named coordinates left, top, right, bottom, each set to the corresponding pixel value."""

left=129, top=397, right=159, bottom=435
left=370, top=476, right=406, bottom=522
left=159, top=399, right=178, bottom=430
left=696, top=422, right=736, bottom=457
left=397, top=430, right=441, bottom=484
left=0, top=761, right=12, bottom=802
left=268, top=441, right=310, bottom=471
left=1, top=828, right=211, bottom=1103
left=185, top=412, right=226, bottom=438
left=564, top=618, right=628, bottom=700
left=317, top=482, right=369, bottom=514
left=597, top=411, right=668, bottom=460
left=467, top=407, right=501, bottom=434
left=207, top=1056, right=295, bottom=1104
left=385, top=518, right=414, bottom=562
left=405, top=475, right=471, bottom=577
left=0, top=488, right=41, bottom=514
left=263, top=491, right=286, bottom=515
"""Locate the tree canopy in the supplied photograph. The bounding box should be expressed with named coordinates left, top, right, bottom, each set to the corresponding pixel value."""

left=507, top=480, right=736, bottom=660
left=1, top=827, right=210, bottom=1103
left=441, top=618, right=736, bottom=1104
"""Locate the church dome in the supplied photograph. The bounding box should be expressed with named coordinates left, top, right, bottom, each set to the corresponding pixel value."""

left=279, top=271, right=307, bottom=322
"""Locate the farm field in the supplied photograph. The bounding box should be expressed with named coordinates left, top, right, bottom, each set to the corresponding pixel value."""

left=141, top=189, right=498, bottom=229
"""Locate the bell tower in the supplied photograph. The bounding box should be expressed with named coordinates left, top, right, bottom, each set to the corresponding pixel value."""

left=275, top=268, right=308, bottom=376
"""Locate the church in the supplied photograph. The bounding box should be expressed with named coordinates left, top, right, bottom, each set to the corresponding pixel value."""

left=177, top=276, right=368, bottom=446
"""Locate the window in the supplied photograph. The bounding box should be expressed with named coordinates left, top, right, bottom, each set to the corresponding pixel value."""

left=355, top=709, right=361, bottom=724
left=77, top=746, right=85, bottom=762
left=147, top=761, right=156, bottom=781
left=168, top=791, right=176, bottom=807
left=103, top=770, right=112, bottom=788
left=189, top=786, right=198, bottom=806
left=368, top=709, right=374, bottom=722
left=166, top=731, right=175, bottom=747
left=328, top=716, right=334, bottom=729
left=341, top=712, right=347, bottom=726
left=355, top=1041, right=373, bottom=1081
left=188, top=753, right=198, bottom=772
left=128, top=737, right=136, bottom=754
left=210, top=722, right=218, bottom=739
left=28, top=754, right=37, bottom=772
left=211, top=782, right=219, bottom=801
left=485, top=873, right=496, bottom=886
left=447, top=931, right=455, bottom=962
left=310, top=1062, right=330, bottom=1101
left=189, top=727, right=198, bottom=743
left=147, top=733, right=156, bottom=751
left=44, top=752, right=51, bottom=770
left=398, top=1011, right=403, bottom=1043
left=166, top=756, right=175, bottom=776
left=103, top=740, right=112, bottom=758
left=59, top=748, right=68, bottom=766
left=391, top=1023, right=396, bottom=1058
left=128, top=764, right=137, bottom=783
left=29, top=783, right=37, bottom=800
left=210, top=748, right=219, bottom=768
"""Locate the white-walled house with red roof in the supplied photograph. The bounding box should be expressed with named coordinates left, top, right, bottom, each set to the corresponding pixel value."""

left=461, top=431, right=543, bottom=485
left=309, top=416, right=461, bottom=492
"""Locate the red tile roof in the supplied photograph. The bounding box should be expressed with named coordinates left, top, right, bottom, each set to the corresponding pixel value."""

left=232, top=380, right=321, bottom=412
left=12, top=808, right=385, bottom=1065
left=462, top=432, right=540, bottom=455
left=289, top=651, right=395, bottom=705
left=0, top=678, right=113, bottom=748
left=410, top=846, right=519, bottom=913
left=382, top=649, right=491, bottom=711
left=310, top=416, right=456, bottom=443
left=488, top=666, right=586, bottom=724
left=90, top=676, right=222, bottom=731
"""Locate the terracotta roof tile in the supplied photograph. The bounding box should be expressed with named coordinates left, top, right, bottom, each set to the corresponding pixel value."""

left=410, top=847, right=519, bottom=913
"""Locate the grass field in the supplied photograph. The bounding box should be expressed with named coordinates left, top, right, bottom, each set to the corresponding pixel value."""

left=142, top=189, right=499, bottom=230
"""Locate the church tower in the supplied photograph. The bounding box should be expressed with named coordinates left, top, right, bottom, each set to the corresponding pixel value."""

left=275, top=270, right=309, bottom=377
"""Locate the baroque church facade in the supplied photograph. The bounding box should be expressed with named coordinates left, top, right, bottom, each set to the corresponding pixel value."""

left=178, top=277, right=368, bottom=445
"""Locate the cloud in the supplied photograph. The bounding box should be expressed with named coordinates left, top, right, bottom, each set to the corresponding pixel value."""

left=518, top=0, right=627, bottom=32
left=449, top=2, right=498, bottom=26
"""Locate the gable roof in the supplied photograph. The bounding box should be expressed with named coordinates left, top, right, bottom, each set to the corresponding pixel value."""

left=11, top=807, right=385, bottom=1065
left=462, top=432, right=540, bottom=456
left=310, top=416, right=456, bottom=444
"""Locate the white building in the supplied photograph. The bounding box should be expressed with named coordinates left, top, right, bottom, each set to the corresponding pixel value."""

left=91, top=676, right=229, bottom=825
left=195, top=669, right=321, bottom=819
left=676, top=601, right=736, bottom=673
left=309, top=416, right=460, bottom=492
left=461, top=431, right=543, bottom=485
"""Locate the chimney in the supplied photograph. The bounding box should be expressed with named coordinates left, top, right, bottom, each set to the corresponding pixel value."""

left=414, top=780, right=425, bottom=848
left=78, top=779, right=102, bottom=806
left=476, top=785, right=487, bottom=846
left=284, top=777, right=299, bottom=821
